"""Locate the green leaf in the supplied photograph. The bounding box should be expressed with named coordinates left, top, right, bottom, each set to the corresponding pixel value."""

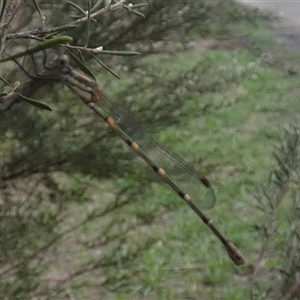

left=65, top=48, right=96, bottom=81
left=15, top=93, right=52, bottom=111
left=130, top=9, right=146, bottom=18
left=92, top=53, right=120, bottom=79
left=95, top=50, right=141, bottom=56
left=30, top=0, right=42, bottom=18
left=0, top=36, right=73, bottom=62
left=91, top=0, right=103, bottom=13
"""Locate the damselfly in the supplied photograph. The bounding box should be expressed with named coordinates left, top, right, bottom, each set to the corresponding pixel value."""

left=29, top=54, right=246, bottom=265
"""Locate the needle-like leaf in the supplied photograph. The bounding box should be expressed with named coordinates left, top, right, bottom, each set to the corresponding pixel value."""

left=0, top=36, right=73, bottom=62
left=15, top=92, right=52, bottom=111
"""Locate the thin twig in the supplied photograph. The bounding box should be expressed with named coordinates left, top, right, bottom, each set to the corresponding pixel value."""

left=4, top=0, right=128, bottom=41
left=0, top=76, right=57, bottom=113
left=72, top=0, right=127, bottom=26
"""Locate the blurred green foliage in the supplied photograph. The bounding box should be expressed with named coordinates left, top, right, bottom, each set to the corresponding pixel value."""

left=1, top=0, right=300, bottom=299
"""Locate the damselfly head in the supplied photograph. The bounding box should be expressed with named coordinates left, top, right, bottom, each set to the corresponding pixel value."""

left=50, top=54, right=70, bottom=71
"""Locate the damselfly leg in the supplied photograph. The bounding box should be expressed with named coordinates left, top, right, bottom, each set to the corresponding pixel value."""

left=9, top=49, right=56, bottom=79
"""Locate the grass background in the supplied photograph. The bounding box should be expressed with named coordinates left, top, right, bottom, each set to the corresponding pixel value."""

left=2, top=2, right=300, bottom=299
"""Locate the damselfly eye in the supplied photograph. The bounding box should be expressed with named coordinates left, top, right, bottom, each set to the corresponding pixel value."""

left=57, top=55, right=69, bottom=68
left=51, top=54, right=70, bottom=70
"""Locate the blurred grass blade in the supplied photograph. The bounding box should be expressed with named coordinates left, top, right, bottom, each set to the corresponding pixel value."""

left=30, top=0, right=42, bottom=18
left=0, top=75, right=11, bottom=86
left=15, top=93, right=52, bottom=111
left=65, top=48, right=96, bottom=80
left=92, top=53, right=120, bottom=79
left=0, top=36, right=73, bottom=62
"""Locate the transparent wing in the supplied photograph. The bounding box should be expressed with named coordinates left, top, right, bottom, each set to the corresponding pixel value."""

left=99, top=92, right=216, bottom=210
